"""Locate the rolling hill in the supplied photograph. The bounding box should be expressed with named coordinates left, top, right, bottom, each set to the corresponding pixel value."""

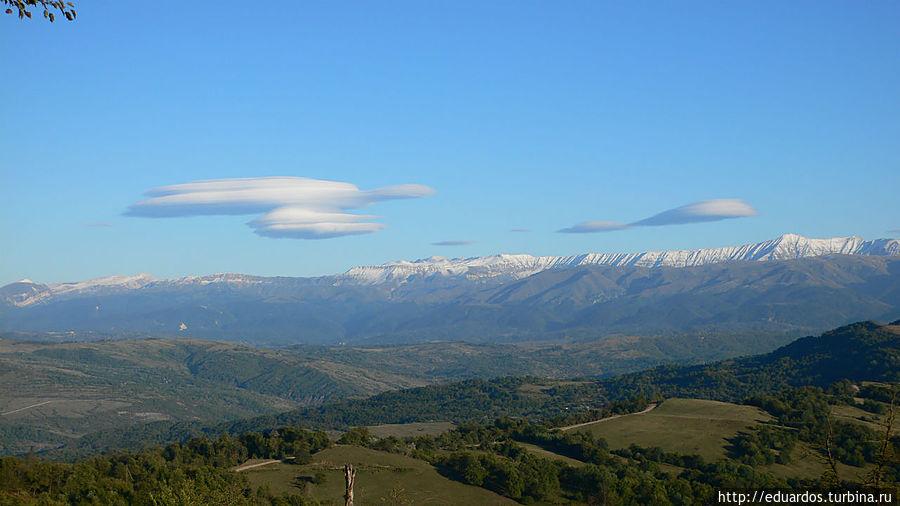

left=33, top=319, right=899, bottom=461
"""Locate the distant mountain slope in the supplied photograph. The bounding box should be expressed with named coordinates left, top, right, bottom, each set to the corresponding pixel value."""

left=0, top=338, right=429, bottom=456
left=3, top=255, right=898, bottom=345
left=4, top=235, right=897, bottom=306
left=3, top=234, right=898, bottom=344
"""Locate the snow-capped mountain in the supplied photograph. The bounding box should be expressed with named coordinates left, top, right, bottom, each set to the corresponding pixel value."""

left=4, top=234, right=898, bottom=308
left=2, top=274, right=158, bottom=308
left=340, top=234, right=900, bottom=284
left=1, top=273, right=279, bottom=307
left=2, top=233, right=898, bottom=344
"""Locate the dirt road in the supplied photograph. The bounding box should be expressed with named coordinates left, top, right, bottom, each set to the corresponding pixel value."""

left=232, top=457, right=295, bottom=472
left=1, top=400, right=55, bottom=416
left=558, top=402, right=659, bottom=431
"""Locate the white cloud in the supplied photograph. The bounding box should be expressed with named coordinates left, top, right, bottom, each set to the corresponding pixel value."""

left=126, top=177, right=435, bottom=239
left=432, top=239, right=473, bottom=246
left=510, top=228, right=531, bottom=233
left=557, top=221, right=630, bottom=234
left=559, top=199, right=758, bottom=234
left=632, top=199, right=758, bottom=227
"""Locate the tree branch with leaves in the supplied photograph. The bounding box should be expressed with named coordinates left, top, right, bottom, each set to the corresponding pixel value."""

left=2, top=0, right=75, bottom=22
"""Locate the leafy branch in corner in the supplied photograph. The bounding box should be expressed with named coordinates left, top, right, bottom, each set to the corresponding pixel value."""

left=2, top=0, right=75, bottom=22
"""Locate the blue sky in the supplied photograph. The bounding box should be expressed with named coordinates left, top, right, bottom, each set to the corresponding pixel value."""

left=2, top=1, right=898, bottom=285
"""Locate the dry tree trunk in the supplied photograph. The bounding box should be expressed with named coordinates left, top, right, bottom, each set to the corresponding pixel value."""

left=867, top=387, right=898, bottom=490
left=823, top=416, right=841, bottom=488
left=344, top=464, right=356, bottom=506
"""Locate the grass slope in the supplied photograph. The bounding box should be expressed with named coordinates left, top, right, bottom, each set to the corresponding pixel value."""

left=570, top=398, right=770, bottom=461
left=240, top=445, right=516, bottom=505
left=566, top=398, right=885, bottom=482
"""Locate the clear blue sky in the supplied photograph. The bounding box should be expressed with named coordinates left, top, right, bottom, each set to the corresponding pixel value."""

left=2, top=1, right=898, bottom=285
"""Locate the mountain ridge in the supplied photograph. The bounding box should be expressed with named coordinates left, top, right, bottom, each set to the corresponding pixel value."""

left=4, top=233, right=898, bottom=308
left=342, top=233, right=899, bottom=284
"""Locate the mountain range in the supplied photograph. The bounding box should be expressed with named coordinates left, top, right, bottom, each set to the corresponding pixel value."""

left=2, top=234, right=898, bottom=344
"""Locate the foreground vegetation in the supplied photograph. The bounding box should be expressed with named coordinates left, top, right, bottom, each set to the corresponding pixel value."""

left=1, top=320, right=898, bottom=504
left=3, top=379, right=896, bottom=504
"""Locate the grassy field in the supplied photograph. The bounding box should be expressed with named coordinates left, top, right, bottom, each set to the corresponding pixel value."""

left=762, top=400, right=896, bottom=482
left=564, top=397, right=889, bottom=482
left=239, top=445, right=516, bottom=505
left=763, top=441, right=871, bottom=482
left=568, top=398, right=771, bottom=461
left=832, top=402, right=898, bottom=436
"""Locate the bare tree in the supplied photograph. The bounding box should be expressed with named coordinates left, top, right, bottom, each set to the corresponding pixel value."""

left=822, top=415, right=841, bottom=488
left=344, top=463, right=357, bottom=506
left=866, top=386, right=898, bottom=490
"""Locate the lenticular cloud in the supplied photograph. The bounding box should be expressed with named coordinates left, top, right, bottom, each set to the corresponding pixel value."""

left=558, top=199, right=758, bottom=234
left=632, top=199, right=759, bottom=227
left=125, top=177, right=435, bottom=239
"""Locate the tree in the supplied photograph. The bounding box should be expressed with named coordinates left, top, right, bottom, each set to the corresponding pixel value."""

left=2, top=0, right=75, bottom=22
left=866, top=386, right=898, bottom=489
left=344, top=464, right=356, bottom=506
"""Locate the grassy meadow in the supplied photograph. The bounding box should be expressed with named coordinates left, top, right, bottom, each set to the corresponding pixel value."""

left=568, top=398, right=770, bottom=461
left=239, top=445, right=515, bottom=505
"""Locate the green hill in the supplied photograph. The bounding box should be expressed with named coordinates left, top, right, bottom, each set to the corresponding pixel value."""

left=37, top=320, right=899, bottom=461
left=1, top=325, right=798, bottom=457
left=599, top=320, right=900, bottom=402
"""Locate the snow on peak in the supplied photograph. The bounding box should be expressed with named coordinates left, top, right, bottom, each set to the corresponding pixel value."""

left=340, top=234, right=900, bottom=285
left=47, top=273, right=158, bottom=296
left=4, top=234, right=898, bottom=303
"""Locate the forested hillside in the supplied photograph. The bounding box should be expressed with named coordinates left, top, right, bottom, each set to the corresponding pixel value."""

left=37, top=320, right=900, bottom=461
left=0, top=327, right=797, bottom=457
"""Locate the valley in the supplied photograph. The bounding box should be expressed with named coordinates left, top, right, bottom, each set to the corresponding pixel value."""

left=2, top=320, right=898, bottom=504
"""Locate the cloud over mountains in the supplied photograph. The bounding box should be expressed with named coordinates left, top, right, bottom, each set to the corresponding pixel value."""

left=559, top=199, right=758, bottom=234
left=432, top=239, right=473, bottom=246
left=126, top=177, right=435, bottom=239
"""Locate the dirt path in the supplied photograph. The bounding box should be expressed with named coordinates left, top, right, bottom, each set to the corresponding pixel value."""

left=557, top=402, right=660, bottom=431
left=232, top=460, right=281, bottom=472
left=232, top=457, right=295, bottom=472
left=1, top=400, right=55, bottom=416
